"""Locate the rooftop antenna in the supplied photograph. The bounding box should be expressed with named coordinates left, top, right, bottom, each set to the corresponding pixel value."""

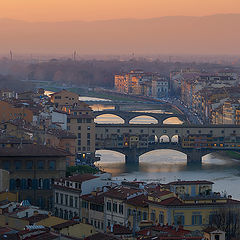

left=73, top=51, right=77, bottom=62
left=10, top=50, right=13, bottom=61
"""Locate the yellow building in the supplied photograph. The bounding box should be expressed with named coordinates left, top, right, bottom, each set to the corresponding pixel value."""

left=147, top=182, right=240, bottom=231
left=125, top=194, right=149, bottom=229
left=52, top=220, right=96, bottom=239
left=66, top=101, right=96, bottom=162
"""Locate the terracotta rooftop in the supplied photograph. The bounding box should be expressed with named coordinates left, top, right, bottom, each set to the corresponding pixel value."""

left=109, top=224, right=132, bottom=235
left=125, top=194, right=148, bottom=208
left=68, top=174, right=98, bottom=183
left=167, top=180, right=214, bottom=185
left=52, top=220, right=78, bottom=230
left=85, top=232, right=119, bottom=240
left=81, top=192, right=104, bottom=205
left=0, top=144, right=69, bottom=157
left=23, top=214, right=49, bottom=224
left=104, top=186, right=143, bottom=200
left=47, top=128, right=76, bottom=139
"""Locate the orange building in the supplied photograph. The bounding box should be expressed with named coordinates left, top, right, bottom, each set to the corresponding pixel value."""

left=50, top=89, right=79, bottom=109
left=0, top=101, right=33, bottom=123
left=44, top=129, right=76, bottom=166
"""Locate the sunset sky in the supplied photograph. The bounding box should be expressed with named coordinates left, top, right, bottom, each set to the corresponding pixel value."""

left=1, top=0, right=240, bottom=22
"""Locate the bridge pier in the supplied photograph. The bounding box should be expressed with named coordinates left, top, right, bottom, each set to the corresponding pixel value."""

left=125, top=148, right=139, bottom=164
left=187, top=149, right=202, bottom=165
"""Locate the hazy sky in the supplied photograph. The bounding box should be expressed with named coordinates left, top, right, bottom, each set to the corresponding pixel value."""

left=1, top=0, right=240, bottom=22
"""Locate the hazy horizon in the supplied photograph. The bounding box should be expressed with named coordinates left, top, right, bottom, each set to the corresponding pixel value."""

left=0, top=14, right=240, bottom=56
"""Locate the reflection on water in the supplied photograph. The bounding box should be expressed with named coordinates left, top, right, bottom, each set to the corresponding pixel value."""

left=90, top=104, right=115, bottom=111
left=95, top=113, right=240, bottom=199
left=95, top=150, right=240, bottom=199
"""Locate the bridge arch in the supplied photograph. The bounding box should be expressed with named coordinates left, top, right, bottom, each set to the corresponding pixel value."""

left=163, top=116, right=184, bottom=125
left=129, top=115, right=158, bottom=124
left=159, top=135, right=170, bottom=143
left=170, top=135, right=180, bottom=143
left=94, top=114, right=125, bottom=124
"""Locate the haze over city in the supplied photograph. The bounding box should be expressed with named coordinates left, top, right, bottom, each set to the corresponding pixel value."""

left=0, top=0, right=240, bottom=55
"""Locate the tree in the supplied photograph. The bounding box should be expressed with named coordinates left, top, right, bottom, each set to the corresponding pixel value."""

left=211, top=205, right=240, bottom=240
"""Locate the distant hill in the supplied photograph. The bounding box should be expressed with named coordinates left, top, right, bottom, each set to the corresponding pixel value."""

left=0, top=14, right=240, bottom=55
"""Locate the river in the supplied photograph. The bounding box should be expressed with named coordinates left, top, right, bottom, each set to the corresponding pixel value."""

left=45, top=92, right=240, bottom=199
left=94, top=104, right=240, bottom=200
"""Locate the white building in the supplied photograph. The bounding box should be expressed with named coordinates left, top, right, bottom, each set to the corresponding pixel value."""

left=53, top=173, right=112, bottom=220
left=152, top=77, right=169, bottom=98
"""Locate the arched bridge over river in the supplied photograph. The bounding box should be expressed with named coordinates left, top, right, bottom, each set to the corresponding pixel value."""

left=94, top=110, right=187, bottom=124
left=95, top=124, right=240, bottom=164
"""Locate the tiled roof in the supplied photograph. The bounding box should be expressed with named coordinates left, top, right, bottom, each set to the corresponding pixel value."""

left=110, top=224, right=132, bottom=235
left=68, top=174, right=98, bottom=183
left=47, top=128, right=76, bottom=139
left=23, top=214, right=49, bottom=224
left=85, top=233, right=119, bottom=240
left=125, top=194, right=148, bottom=208
left=0, top=144, right=69, bottom=157
left=52, top=220, right=78, bottom=230
left=104, top=186, right=143, bottom=200
left=168, top=180, right=213, bottom=185
left=81, top=192, right=104, bottom=205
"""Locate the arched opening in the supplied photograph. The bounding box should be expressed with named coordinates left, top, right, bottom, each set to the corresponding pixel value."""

left=171, top=135, right=180, bottom=143
left=95, top=150, right=126, bottom=176
left=94, top=114, right=125, bottom=124
left=163, top=117, right=183, bottom=125
left=159, top=135, right=170, bottom=143
left=148, top=135, right=158, bottom=145
left=129, top=115, right=158, bottom=124
left=139, top=149, right=187, bottom=174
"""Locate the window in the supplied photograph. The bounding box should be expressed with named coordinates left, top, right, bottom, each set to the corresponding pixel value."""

left=174, top=215, right=184, bottom=225
left=87, top=140, right=90, bottom=146
left=49, top=160, right=56, bottom=170
left=117, top=129, right=120, bottom=133
left=113, top=203, right=117, bottom=213
left=78, top=133, right=81, bottom=138
left=150, top=211, right=155, bottom=222
left=55, top=193, right=59, bottom=204
left=192, top=215, right=202, bottom=225
left=15, top=160, right=21, bottom=170
left=119, top=204, right=123, bottom=214
left=215, top=235, right=220, bottom=240
left=26, top=160, right=33, bottom=169
left=37, top=160, right=44, bottom=169
left=127, top=208, right=132, bottom=216
left=129, top=129, right=132, bottom=133
left=70, top=196, right=73, bottom=207
left=87, top=133, right=90, bottom=139
left=75, top=197, right=78, bottom=207
left=65, top=195, right=68, bottom=206
left=82, top=200, right=89, bottom=209
left=87, top=126, right=91, bottom=131
left=107, top=201, right=111, bottom=211
left=78, top=126, right=81, bottom=130
left=143, top=212, right=147, bottom=220
left=67, top=118, right=70, bottom=123
left=78, top=140, right=81, bottom=145
left=159, top=212, right=164, bottom=224
left=86, top=119, right=91, bottom=123
left=77, top=118, right=82, bottom=123
left=78, top=147, right=81, bottom=151
left=67, top=126, right=70, bottom=131
left=60, top=194, right=63, bottom=205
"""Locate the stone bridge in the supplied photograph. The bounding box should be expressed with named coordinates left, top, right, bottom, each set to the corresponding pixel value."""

left=95, top=124, right=240, bottom=164
left=94, top=110, right=187, bottom=124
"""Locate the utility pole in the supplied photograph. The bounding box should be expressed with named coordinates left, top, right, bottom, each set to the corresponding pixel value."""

left=10, top=50, right=13, bottom=61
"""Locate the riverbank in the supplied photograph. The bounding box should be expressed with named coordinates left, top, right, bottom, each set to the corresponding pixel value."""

left=223, top=151, right=240, bottom=160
